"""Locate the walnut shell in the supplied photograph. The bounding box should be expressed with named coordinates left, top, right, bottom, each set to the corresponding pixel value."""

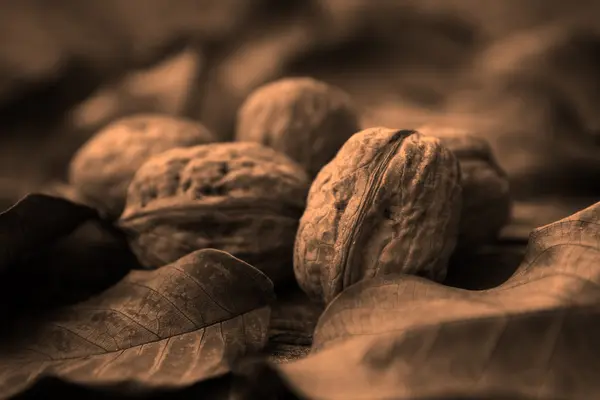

left=294, top=128, right=462, bottom=304
left=118, top=142, right=310, bottom=285
left=68, top=114, right=217, bottom=220
left=235, top=77, right=361, bottom=178
left=418, top=125, right=512, bottom=251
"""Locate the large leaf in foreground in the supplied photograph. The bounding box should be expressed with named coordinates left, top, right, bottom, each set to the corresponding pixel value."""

left=0, top=194, right=98, bottom=273
left=0, top=249, right=274, bottom=398
left=268, top=201, right=600, bottom=400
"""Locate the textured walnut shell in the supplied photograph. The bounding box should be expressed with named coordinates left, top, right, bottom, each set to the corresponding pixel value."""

left=294, top=128, right=462, bottom=304
left=235, top=77, right=361, bottom=178
left=118, top=142, right=310, bottom=285
left=68, top=114, right=216, bottom=220
left=418, top=125, right=512, bottom=252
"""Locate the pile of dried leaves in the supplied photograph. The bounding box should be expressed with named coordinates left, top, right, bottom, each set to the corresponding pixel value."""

left=0, top=188, right=597, bottom=399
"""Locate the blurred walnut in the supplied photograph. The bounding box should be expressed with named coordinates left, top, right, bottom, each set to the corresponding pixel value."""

left=236, top=77, right=360, bottom=178
left=444, top=25, right=600, bottom=196
left=418, top=124, right=511, bottom=251
left=68, top=114, right=216, bottom=220
left=118, top=142, right=310, bottom=284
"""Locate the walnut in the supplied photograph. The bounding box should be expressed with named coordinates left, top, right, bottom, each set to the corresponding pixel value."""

left=294, top=128, right=462, bottom=304
left=418, top=124, right=512, bottom=252
left=118, top=142, right=310, bottom=285
left=68, top=114, right=216, bottom=220
left=235, top=77, right=361, bottom=178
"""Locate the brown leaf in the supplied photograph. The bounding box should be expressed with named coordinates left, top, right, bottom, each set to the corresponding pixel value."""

left=0, top=249, right=274, bottom=398
left=500, top=198, right=595, bottom=242
left=268, top=200, right=600, bottom=399
left=0, top=217, right=143, bottom=323
left=0, top=194, right=98, bottom=274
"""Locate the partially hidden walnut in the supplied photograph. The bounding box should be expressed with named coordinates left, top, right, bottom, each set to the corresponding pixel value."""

left=418, top=124, right=512, bottom=252
left=294, top=128, right=462, bottom=304
left=68, top=114, right=217, bottom=220
left=235, top=77, right=361, bottom=179
left=118, top=142, right=310, bottom=285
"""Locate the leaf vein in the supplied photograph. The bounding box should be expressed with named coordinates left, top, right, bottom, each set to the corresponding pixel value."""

left=147, top=337, right=170, bottom=378
left=172, top=266, right=233, bottom=315
left=124, top=281, right=200, bottom=328
left=50, top=323, right=109, bottom=352
left=77, top=308, right=160, bottom=340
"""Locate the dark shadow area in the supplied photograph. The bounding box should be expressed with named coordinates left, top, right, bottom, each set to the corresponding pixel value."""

left=0, top=219, right=136, bottom=328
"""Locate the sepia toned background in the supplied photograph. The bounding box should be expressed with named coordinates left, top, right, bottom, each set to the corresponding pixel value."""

left=1, top=0, right=599, bottom=214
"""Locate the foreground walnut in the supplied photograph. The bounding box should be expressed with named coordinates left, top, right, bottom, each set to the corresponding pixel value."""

left=294, top=128, right=462, bottom=304
left=418, top=124, right=511, bottom=252
left=118, top=142, right=310, bottom=284
left=235, top=77, right=361, bottom=178
left=68, top=114, right=216, bottom=220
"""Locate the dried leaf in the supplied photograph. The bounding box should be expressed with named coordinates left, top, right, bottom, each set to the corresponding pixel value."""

left=266, top=201, right=600, bottom=400
left=499, top=198, right=594, bottom=243
left=38, top=181, right=108, bottom=217
left=0, top=193, right=114, bottom=320
left=0, top=249, right=274, bottom=398
left=0, top=219, right=138, bottom=320
left=445, top=197, right=598, bottom=291
left=0, top=194, right=98, bottom=273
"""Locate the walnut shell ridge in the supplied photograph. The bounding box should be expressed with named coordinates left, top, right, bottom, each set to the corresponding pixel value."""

left=69, top=114, right=216, bottom=220
left=235, top=77, right=361, bottom=179
left=118, top=142, right=310, bottom=285
left=294, top=127, right=462, bottom=304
